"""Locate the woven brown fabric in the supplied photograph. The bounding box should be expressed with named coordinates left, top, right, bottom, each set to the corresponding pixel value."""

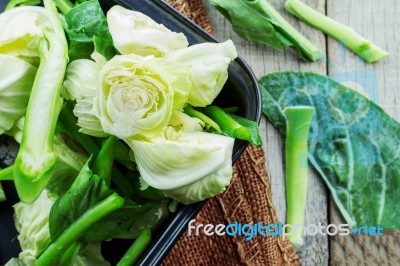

left=162, top=1, right=299, bottom=265
left=162, top=145, right=299, bottom=266
left=164, top=0, right=214, bottom=35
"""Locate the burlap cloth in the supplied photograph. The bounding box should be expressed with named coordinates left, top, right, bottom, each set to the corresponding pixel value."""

left=160, top=1, right=299, bottom=265
left=161, top=1, right=400, bottom=266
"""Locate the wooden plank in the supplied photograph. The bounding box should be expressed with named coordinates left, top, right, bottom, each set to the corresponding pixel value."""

left=203, top=0, right=329, bottom=264
left=326, top=0, right=400, bottom=264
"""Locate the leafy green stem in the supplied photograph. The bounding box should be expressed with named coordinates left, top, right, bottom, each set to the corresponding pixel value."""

left=0, top=165, right=14, bottom=181
left=184, top=106, right=221, bottom=133
left=92, top=136, right=116, bottom=186
left=14, top=0, right=68, bottom=203
left=5, top=0, right=41, bottom=10
left=0, top=182, right=6, bottom=202
left=54, top=0, right=74, bottom=15
left=116, top=227, right=152, bottom=266
left=284, top=0, right=388, bottom=62
left=258, top=0, right=323, bottom=61
left=60, top=103, right=99, bottom=155
left=36, top=193, right=124, bottom=266
left=59, top=242, right=81, bottom=266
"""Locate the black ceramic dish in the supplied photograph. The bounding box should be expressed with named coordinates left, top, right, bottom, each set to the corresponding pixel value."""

left=0, top=0, right=261, bottom=265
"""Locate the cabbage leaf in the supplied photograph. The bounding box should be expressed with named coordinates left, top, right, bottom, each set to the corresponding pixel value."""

left=260, top=72, right=400, bottom=229
left=107, top=5, right=188, bottom=56
left=0, top=55, right=36, bottom=135
left=126, top=131, right=234, bottom=204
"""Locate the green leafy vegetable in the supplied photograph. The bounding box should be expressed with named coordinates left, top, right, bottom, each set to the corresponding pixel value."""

left=8, top=116, right=88, bottom=197
left=197, top=105, right=262, bottom=146
left=126, top=131, right=234, bottom=204
left=165, top=40, right=238, bottom=107
left=0, top=165, right=14, bottom=181
left=5, top=0, right=41, bottom=11
left=260, top=72, right=400, bottom=229
left=163, top=163, right=232, bottom=204
left=209, top=0, right=323, bottom=61
left=46, top=134, right=88, bottom=196
left=38, top=153, right=124, bottom=265
left=116, top=228, right=151, bottom=266
left=12, top=190, right=55, bottom=265
left=0, top=182, right=5, bottom=201
left=93, top=53, right=190, bottom=139
left=107, top=5, right=188, bottom=56
left=80, top=200, right=156, bottom=242
left=284, top=106, right=314, bottom=248
left=14, top=0, right=69, bottom=203
left=126, top=132, right=234, bottom=190
left=0, top=55, right=36, bottom=135
left=0, top=6, right=52, bottom=66
left=53, top=0, right=74, bottom=15
left=284, top=0, right=387, bottom=63
left=63, top=0, right=116, bottom=60
left=61, top=58, right=107, bottom=137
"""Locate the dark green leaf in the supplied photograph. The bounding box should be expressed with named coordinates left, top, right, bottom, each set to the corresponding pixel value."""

left=82, top=200, right=167, bottom=242
left=229, top=114, right=263, bottom=146
left=198, top=105, right=262, bottom=146
left=209, top=0, right=323, bottom=61
left=260, top=72, right=400, bottom=229
left=63, top=0, right=116, bottom=60
left=5, top=0, right=41, bottom=10
left=49, top=155, right=114, bottom=240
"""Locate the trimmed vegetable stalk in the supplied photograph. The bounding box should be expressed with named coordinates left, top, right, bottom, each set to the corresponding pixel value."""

left=60, top=102, right=99, bottom=155
left=284, top=106, right=314, bottom=248
left=285, top=0, right=388, bottom=63
left=14, top=0, right=69, bottom=203
left=255, top=0, right=323, bottom=61
left=210, top=0, right=323, bottom=61
left=116, top=228, right=152, bottom=266
left=58, top=243, right=81, bottom=266
left=184, top=106, right=222, bottom=133
left=0, top=165, right=14, bottom=181
left=196, top=105, right=262, bottom=146
left=53, top=0, right=74, bottom=15
left=5, top=0, right=41, bottom=10
left=92, top=136, right=116, bottom=186
left=36, top=193, right=124, bottom=266
left=0, top=182, right=5, bottom=202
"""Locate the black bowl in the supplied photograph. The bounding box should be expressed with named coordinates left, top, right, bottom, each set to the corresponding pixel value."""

left=0, top=0, right=261, bottom=265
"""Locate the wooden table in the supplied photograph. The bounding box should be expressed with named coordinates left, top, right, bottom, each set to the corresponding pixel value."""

left=203, top=0, right=399, bottom=264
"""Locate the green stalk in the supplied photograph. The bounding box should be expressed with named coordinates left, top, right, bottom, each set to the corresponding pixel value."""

left=5, top=0, right=41, bottom=10
left=92, top=136, right=116, bottom=186
left=36, top=193, right=124, bottom=266
left=258, top=0, right=323, bottom=61
left=184, top=106, right=222, bottom=133
left=131, top=172, right=166, bottom=201
left=284, top=106, right=314, bottom=248
left=14, top=0, right=68, bottom=203
left=53, top=0, right=74, bottom=15
left=114, top=141, right=136, bottom=170
left=112, top=167, right=135, bottom=198
left=116, top=228, right=152, bottom=266
left=0, top=165, right=14, bottom=181
left=285, top=0, right=388, bottom=63
left=199, top=106, right=251, bottom=140
left=60, top=103, right=99, bottom=155
left=59, top=242, right=81, bottom=266
left=0, top=182, right=6, bottom=202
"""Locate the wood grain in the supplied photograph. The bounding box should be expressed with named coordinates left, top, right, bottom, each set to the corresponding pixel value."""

left=326, top=0, right=400, bottom=265
left=203, top=0, right=328, bottom=264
